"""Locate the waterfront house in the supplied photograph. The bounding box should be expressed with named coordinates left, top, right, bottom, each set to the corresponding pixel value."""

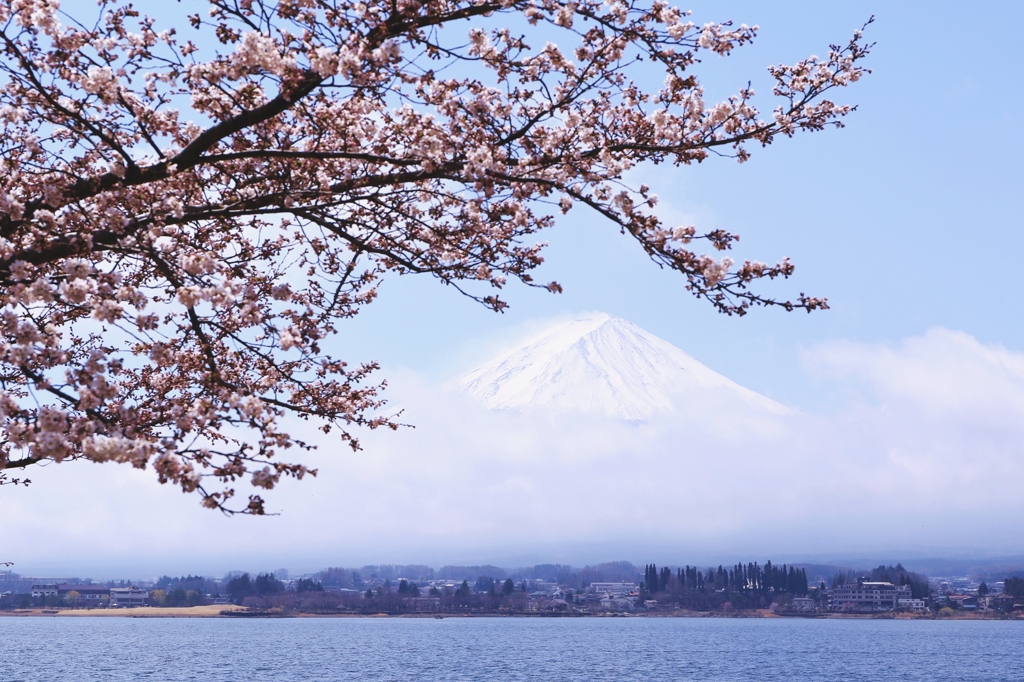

left=790, top=597, right=815, bottom=611
left=109, top=587, right=148, bottom=607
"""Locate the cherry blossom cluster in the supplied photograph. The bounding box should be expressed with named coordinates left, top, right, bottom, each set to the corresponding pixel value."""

left=0, top=0, right=870, bottom=511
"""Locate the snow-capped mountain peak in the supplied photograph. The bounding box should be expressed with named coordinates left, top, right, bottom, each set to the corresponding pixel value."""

left=458, top=313, right=786, bottom=420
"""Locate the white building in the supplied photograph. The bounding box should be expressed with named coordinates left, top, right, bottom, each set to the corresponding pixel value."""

left=589, top=582, right=637, bottom=597
left=830, top=581, right=912, bottom=611
left=898, top=598, right=927, bottom=611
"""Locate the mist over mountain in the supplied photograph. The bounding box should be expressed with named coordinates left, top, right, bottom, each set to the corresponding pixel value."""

left=459, top=313, right=787, bottom=420
left=4, top=317, right=1024, bottom=576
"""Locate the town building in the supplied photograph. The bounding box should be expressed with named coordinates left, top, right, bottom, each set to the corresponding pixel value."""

left=32, top=583, right=111, bottom=603
left=600, top=596, right=634, bottom=611
left=588, top=582, right=637, bottom=597
left=897, top=598, right=927, bottom=611
left=572, top=592, right=603, bottom=608
left=829, top=580, right=912, bottom=611
left=948, top=595, right=977, bottom=610
left=406, top=597, right=442, bottom=612
left=31, top=584, right=59, bottom=598
left=540, top=598, right=570, bottom=612
left=790, top=597, right=816, bottom=611
left=525, top=581, right=559, bottom=595
left=58, top=584, right=110, bottom=603
left=986, top=593, right=1016, bottom=611
left=110, top=587, right=148, bottom=607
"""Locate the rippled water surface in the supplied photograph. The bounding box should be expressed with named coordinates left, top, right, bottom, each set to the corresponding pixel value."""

left=2, top=616, right=1022, bottom=681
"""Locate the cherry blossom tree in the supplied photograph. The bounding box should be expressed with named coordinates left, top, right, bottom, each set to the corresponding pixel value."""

left=0, top=0, right=871, bottom=512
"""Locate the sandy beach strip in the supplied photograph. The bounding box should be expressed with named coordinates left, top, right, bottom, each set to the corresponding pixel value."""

left=2, top=605, right=245, bottom=617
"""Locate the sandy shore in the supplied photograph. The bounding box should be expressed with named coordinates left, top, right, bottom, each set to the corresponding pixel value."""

left=2, top=605, right=244, bottom=617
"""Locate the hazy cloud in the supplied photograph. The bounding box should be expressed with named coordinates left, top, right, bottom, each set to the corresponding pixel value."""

left=3, top=327, right=1023, bottom=576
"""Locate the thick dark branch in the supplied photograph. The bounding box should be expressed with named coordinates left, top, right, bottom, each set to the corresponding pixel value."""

left=3, top=455, right=43, bottom=470
left=173, top=73, right=326, bottom=170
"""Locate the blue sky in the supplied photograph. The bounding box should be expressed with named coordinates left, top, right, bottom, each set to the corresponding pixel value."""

left=333, top=0, right=1024, bottom=408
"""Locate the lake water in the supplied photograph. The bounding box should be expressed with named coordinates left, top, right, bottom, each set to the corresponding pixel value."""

left=1, top=616, right=1021, bottom=681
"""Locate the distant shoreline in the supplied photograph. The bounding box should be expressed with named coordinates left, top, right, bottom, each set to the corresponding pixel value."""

left=2, top=607, right=1021, bottom=620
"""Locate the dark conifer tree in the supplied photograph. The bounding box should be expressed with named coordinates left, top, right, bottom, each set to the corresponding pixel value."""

left=644, top=565, right=656, bottom=593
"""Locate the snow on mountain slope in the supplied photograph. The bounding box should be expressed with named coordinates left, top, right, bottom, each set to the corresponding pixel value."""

left=458, top=313, right=787, bottom=420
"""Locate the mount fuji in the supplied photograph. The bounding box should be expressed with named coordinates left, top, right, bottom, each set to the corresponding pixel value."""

left=458, top=313, right=787, bottom=420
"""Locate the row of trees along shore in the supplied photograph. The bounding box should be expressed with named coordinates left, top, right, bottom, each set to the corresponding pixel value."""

left=235, top=576, right=539, bottom=614
left=640, top=562, right=809, bottom=610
